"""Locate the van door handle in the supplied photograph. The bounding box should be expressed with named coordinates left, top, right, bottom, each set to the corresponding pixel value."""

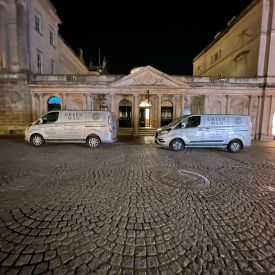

left=199, top=128, right=210, bottom=130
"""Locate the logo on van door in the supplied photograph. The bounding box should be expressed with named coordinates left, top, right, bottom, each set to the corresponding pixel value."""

left=208, top=117, right=226, bottom=126
left=92, top=113, right=100, bottom=120
left=234, top=117, right=242, bottom=125
left=64, top=112, right=83, bottom=121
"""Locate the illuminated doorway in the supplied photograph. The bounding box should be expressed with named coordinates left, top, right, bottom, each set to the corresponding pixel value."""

left=119, top=99, right=132, bottom=128
left=48, top=96, right=61, bottom=111
left=140, top=100, right=152, bottom=127
left=161, top=100, right=173, bottom=126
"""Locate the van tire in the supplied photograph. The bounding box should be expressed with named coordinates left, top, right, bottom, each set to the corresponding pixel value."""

left=87, top=135, right=100, bottom=148
left=227, top=139, right=242, bottom=153
left=31, top=134, right=44, bottom=147
left=169, top=139, right=185, bottom=151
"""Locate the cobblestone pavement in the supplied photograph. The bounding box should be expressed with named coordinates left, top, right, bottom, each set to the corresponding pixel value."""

left=0, top=136, right=275, bottom=274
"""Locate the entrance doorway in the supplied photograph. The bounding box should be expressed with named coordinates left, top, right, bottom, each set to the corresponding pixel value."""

left=48, top=96, right=61, bottom=111
left=119, top=99, right=132, bottom=128
left=161, top=100, right=173, bottom=126
left=140, top=100, right=152, bottom=127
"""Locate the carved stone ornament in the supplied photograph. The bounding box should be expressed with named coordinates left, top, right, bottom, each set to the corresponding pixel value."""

left=133, top=72, right=163, bottom=85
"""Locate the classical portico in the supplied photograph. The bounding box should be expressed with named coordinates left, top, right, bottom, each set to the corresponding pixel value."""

left=20, top=66, right=275, bottom=139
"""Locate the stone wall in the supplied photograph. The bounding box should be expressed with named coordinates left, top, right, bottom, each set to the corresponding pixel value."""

left=0, top=74, right=31, bottom=134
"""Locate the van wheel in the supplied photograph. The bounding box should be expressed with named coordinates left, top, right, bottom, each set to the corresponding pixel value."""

left=31, top=134, right=44, bottom=147
left=87, top=135, right=100, bottom=148
left=169, top=139, right=185, bottom=151
left=227, top=140, right=242, bottom=153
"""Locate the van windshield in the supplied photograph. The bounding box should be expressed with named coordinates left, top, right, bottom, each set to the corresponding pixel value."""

left=167, top=115, right=189, bottom=128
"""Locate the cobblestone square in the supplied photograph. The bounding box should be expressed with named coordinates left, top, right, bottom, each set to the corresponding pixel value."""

left=0, top=136, right=275, bottom=274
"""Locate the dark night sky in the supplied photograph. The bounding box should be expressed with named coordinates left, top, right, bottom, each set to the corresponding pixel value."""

left=50, top=0, right=254, bottom=75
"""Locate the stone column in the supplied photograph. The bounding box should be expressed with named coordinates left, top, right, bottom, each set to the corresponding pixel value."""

left=58, top=93, right=64, bottom=110
left=85, top=94, right=90, bottom=110
left=181, top=95, right=185, bottom=115
left=90, top=95, right=94, bottom=110
left=16, top=0, right=29, bottom=70
left=0, top=2, right=9, bottom=70
left=133, top=94, right=139, bottom=136
left=175, top=96, right=181, bottom=118
left=37, top=94, right=43, bottom=117
left=157, top=94, right=162, bottom=128
left=172, top=97, right=176, bottom=120
left=110, top=94, right=116, bottom=113
left=202, top=95, right=210, bottom=114
left=225, top=95, right=231, bottom=114
left=8, top=1, right=20, bottom=71
left=268, top=95, right=275, bottom=137
left=255, top=96, right=262, bottom=140
left=248, top=95, right=255, bottom=117
left=31, top=93, right=37, bottom=121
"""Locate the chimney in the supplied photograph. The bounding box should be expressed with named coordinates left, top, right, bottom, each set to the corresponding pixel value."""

left=78, top=48, right=84, bottom=61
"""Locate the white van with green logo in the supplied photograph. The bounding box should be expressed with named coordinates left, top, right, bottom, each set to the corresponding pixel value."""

left=25, top=110, right=117, bottom=147
left=155, top=114, right=252, bottom=153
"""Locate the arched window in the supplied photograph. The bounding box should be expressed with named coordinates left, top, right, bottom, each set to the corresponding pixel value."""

left=211, top=100, right=222, bottom=114
left=47, top=96, right=61, bottom=111
left=119, top=99, right=132, bottom=128
left=161, top=100, right=173, bottom=126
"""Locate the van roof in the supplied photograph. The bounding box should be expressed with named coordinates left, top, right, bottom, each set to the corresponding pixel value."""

left=189, top=114, right=249, bottom=117
left=48, top=110, right=112, bottom=113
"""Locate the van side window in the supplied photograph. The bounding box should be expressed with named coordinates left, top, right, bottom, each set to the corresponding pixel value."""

left=186, top=116, right=201, bottom=128
left=42, top=112, right=59, bottom=124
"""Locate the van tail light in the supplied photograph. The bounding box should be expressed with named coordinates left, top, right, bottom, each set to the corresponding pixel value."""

left=108, top=115, right=112, bottom=133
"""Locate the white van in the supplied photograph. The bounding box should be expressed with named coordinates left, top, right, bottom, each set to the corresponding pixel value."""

left=25, top=110, right=117, bottom=147
left=155, top=114, right=252, bottom=153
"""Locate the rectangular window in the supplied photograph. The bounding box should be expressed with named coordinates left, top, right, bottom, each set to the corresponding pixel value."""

left=36, top=50, right=43, bottom=74
left=50, top=29, right=55, bottom=46
left=34, top=11, right=42, bottom=33
left=51, top=59, right=55, bottom=74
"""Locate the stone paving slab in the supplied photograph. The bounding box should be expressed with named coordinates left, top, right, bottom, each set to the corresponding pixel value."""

left=0, top=136, right=275, bottom=274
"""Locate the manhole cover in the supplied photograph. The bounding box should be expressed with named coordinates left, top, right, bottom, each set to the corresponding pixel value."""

left=152, top=168, right=210, bottom=189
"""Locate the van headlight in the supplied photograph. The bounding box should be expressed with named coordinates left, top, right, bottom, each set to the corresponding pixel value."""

left=160, top=129, right=171, bottom=135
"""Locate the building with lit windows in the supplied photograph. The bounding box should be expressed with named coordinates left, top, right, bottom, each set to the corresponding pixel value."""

left=0, top=0, right=274, bottom=139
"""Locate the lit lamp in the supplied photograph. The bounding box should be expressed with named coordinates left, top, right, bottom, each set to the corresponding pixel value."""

left=141, top=90, right=152, bottom=127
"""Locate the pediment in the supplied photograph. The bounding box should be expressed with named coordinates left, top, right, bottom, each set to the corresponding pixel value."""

left=110, top=66, right=188, bottom=88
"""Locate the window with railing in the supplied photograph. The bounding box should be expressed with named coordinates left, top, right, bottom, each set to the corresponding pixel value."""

left=49, top=29, right=55, bottom=46
left=210, top=49, right=221, bottom=64
left=50, top=59, right=55, bottom=74
left=34, top=11, right=42, bottom=34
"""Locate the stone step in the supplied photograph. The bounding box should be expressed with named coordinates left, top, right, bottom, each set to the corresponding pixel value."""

left=117, top=128, right=156, bottom=136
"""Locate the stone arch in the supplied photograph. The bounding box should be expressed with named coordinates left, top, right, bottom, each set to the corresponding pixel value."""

left=211, top=100, right=222, bottom=114
left=72, top=98, right=83, bottom=110
left=47, top=96, right=61, bottom=111
left=119, top=99, right=132, bottom=128
left=232, top=99, right=247, bottom=115
left=161, top=100, right=173, bottom=126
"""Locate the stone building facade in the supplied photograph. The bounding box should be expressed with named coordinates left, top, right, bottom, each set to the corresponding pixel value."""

left=0, top=0, right=274, bottom=139
left=0, top=0, right=88, bottom=74
left=193, top=0, right=275, bottom=78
